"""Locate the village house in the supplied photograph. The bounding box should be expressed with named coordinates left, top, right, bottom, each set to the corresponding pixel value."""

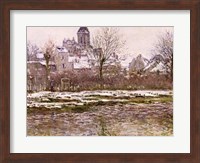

left=27, top=60, right=56, bottom=91
left=129, top=54, right=167, bottom=75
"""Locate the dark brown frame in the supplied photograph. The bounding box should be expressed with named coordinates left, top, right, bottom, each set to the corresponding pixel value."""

left=0, top=0, right=200, bottom=163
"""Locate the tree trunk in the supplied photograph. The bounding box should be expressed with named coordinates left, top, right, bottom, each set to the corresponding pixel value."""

left=99, top=60, right=104, bottom=79
left=99, top=61, right=104, bottom=89
left=99, top=66, right=103, bottom=79
left=46, top=61, right=50, bottom=91
left=170, top=58, right=173, bottom=83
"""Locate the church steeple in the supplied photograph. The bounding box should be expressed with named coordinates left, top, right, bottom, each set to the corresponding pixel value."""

left=77, top=27, right=90, bottom=48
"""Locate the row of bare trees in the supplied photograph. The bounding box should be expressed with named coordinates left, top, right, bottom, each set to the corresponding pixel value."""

left=152, top=31, right=173, bottom=81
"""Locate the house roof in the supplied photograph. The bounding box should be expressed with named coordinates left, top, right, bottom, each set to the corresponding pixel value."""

left=56, top=46, right=68, bottom=53
left=27, top=60, right=56, bottom=66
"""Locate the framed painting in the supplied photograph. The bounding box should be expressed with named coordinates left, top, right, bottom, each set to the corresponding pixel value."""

left=0, top=0, right=199, bottom=163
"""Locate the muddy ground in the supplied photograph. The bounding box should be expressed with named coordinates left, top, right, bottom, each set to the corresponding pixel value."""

left=27, top=90, right=173, bottom=136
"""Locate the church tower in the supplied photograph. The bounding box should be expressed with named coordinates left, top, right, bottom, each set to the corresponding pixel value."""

left=77, top=27, right=90, bottom=48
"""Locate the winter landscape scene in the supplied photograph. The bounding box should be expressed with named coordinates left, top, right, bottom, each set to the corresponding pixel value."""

left=27, top=26, right=173, bottom=136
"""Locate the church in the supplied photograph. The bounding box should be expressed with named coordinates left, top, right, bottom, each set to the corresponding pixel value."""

left=27, top=27, right=94, bottom=91
left=55, top=27, right=95, bottom=72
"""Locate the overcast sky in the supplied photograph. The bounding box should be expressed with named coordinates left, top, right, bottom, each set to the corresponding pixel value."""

left=27, top=27, right=173, bottom=66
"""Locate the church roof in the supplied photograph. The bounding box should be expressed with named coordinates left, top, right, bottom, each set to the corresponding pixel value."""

left=77, top=27, right=89, bottom=33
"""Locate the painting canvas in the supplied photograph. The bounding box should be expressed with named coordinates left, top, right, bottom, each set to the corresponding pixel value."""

left=27, top=26, right=173, bottom=136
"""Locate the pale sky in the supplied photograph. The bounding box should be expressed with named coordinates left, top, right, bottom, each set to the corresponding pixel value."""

left=27, top=27, right=173, bottom=66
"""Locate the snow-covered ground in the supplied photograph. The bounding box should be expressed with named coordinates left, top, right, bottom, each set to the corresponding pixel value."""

left=27, top=90, right=172, bottom=109
left=28, top=90, right=172, bottom=99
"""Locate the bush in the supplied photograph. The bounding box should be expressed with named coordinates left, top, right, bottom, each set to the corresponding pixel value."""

left=34, top=69, right=172, bottom=92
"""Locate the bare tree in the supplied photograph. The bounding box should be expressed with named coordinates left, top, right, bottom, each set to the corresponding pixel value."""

left=27, top=41, right=39, bottom=61
left=92, top=27, right=125, bottom=80
left=152, top=31, right=173, bottom=81
left=42, top=40, right=56, bottom=90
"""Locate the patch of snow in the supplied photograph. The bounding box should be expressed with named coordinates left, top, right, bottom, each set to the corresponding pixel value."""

left=39, top=61, right=56, bottom=66
left=27, top=61, right=39, bottom=64
left=150, top=62, right=165, bottom=72
left=36, top=52, right=44, bottom=59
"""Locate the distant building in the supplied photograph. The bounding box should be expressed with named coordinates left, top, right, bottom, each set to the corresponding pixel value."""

left=55, top=46, right=74, bottom=72
left=77, top=27, right=90, bottom=48
left=129, top=54, right=167, bottom=75
left=55, top=27, right=95, bottom=72
left=129, top=54, right=149, bottom=73
left=27, top=61, right=56, bottom=91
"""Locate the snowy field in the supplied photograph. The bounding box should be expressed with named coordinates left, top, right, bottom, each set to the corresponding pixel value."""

left=27, top=90, right=172, bottom=108
left=27, top=90, right=173, bottom=136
